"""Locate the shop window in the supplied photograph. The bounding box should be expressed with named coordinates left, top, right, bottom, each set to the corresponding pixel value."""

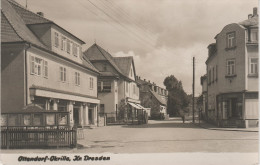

left=1, top=114, right=7, bottom=126
left=8, top=114, right=19, bottom=126
left=33, top=114, right=43, bottom=126
left=23, top=114, right=31, bottom=126
left=58, top=114, right=68, bottom=125
left=46, top=114, right=56, bottom=126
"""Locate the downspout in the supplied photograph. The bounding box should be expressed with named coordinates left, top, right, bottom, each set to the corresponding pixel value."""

left=24, top=43, right=31, bottom=106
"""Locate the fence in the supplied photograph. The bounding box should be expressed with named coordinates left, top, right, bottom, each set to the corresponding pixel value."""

left=103, top=110, right=148, bottom=125
left=1, top=127, right=77, bottom=149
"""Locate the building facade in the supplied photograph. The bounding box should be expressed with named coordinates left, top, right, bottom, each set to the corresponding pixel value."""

left=136, top=77, right=168, bottom=119
left=1, top=0, right=100, bottom=127
left=84, top=44, right=143, bottom=121
left=204, top=8, right=258, bottom=128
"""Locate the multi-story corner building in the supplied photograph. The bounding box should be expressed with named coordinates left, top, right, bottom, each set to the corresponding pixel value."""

left=136, top=77, right=168, bottom=119
left=83, top=43, right=142, bottom=121
left=200, top=74, right=207, bottom=119
left=1, top=0, right=100, bottom=127
left=204, top=7, right=258, bottom=128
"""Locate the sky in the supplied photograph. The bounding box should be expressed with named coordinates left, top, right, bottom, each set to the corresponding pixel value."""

left=16, top=0, right=257, bottom=96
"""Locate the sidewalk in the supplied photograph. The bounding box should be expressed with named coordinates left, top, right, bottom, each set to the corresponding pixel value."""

left=192, top=121, right=259, bottom=132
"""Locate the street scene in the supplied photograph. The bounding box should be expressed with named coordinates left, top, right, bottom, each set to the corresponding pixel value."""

left=1, top=0, right=259, bottom=164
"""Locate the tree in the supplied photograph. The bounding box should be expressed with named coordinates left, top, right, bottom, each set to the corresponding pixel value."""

left=164, top=75, right=189, bottom=116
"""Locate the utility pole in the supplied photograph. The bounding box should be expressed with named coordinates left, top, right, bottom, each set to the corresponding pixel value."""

left=26, top=0, right=28, bottom=8
left=192, top=57, right=195, bottom=123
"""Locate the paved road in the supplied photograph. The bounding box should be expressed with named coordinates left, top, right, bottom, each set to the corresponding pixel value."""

left=76, top=117, right=258, bottom=153
left=1, top=118, right=258, bottom=154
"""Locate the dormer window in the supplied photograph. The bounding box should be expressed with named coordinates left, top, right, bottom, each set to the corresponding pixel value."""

left=54, top=32, right=59, bottom=48
left=61, top=36, right=66, bottom=50
left=226, top=32, right=236, bottom=48
left=72, top=43, right=77, bottom=57
left=67, top=39, right=71, bottom=54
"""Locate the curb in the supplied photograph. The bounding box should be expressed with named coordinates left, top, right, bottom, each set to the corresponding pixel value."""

left=193, top=123, right=259, bottom=132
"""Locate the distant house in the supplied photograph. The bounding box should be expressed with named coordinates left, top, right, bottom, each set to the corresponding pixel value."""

left=200, top=74, right=207, bottom=119
left=1, top=0, right=100, bottom=127
left=203, top=7, right=258, bottom=128
left=136, top=77, right=168, bottom=119
left=84, top=44, right=143, bottom=121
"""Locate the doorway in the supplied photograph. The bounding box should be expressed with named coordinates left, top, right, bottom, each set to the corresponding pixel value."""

left=88, top=108, right=93, bottom=125
left=73, top=108, right=79, bottom=126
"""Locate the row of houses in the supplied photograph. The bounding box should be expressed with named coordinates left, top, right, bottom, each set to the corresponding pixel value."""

left=1, top=0, right=168, bottom=128
left=200, top=7, right=259, bottom=128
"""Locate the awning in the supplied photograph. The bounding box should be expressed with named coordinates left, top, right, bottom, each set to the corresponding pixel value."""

left=128, top=102, right=142, bottom=109
left=136, top=104, right=146, bottom=109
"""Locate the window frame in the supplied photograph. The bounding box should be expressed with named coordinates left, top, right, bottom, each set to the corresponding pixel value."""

left=61, top=36, right=66, bottom=51
left=226, top=32, right=236, bottom=49
left=249, top=58, right=258, bottom=75
left=75, top=72, right=80, bottom=86
left=54, top=32, right=59, bottom=48
left=89, top=77, right=94, bottom=89
left=59, top=66, right=67, bottom=82
left=226, top=59, right=236, bottom=76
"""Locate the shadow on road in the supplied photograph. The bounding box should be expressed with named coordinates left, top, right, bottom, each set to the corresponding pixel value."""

left=121, top=122, right=201, bottom=129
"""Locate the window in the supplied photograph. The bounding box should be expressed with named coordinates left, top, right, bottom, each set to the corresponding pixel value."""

left=43, top=60, right=48, bottom=78
left=89, top=77, right=94, bottom=89
left=75, top=72, right=80, bottom=86
left=249, top=58, right=258, bottom=74
left=98, top=80, right=111, bottom=92
left=54, top=32, right=59, bottom=47
left=227, top=32, right=236, bottom=48
left=30, top=56, right=48, bottom=77
left=73, top=43, right=77, bottom=57
left=61, top=36, right=66, bottom=50
left=67, top=39, right=71, bottom=54
left=251, top=30, right=258, bottom=42
left=60, top=66, right=67, bottom=82
left=133, top=84, right=136, bottom=94
left=100, top=104, right=105, bottom=114
left=226, top=59, right=235, bottom=75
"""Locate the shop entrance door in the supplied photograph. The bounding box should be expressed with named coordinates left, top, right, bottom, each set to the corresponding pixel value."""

left=88, top=108, right=93, bottom=125
left=73, top=108, right=79, bottom=126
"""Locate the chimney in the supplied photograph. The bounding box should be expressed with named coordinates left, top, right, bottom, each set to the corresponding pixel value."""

left=144, top=79, right=146, bottom=82
left=248, top=14, right=253, bottom=19
left=37, top=12, right=44, bottom=17
left=253, top=7, right=258, bottom=17
left=148, top=80, right=150, bottom=83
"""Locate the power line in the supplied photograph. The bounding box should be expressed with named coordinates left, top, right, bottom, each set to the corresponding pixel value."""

left=97, top=0, right=156, bottom=43
left=76, top=0, right=155, bottom=50
left=85, top=0, right=156, bottom=49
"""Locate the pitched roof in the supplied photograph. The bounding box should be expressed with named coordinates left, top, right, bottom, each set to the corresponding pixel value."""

left=84, top=43, right=124, bottom=76
left=1, top=0, right=47, bottom=48
left=1, top=11, right=23, bottom=42
left=81, top=56, right=100, bottom=73
left=150, top=90, right=167, bottom=105
left=8, top=0, right=52, bottom=24
left=239, top=16, right=258, bottom=27
left=113, top=56, right=133, bottom=77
